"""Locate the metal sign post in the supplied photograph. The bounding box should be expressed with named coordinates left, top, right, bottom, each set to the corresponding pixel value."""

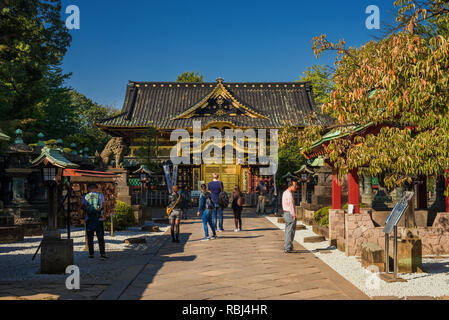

left=382, top=191, right=414, bottom=280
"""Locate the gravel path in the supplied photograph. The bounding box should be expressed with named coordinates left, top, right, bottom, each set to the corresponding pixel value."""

left=0, top=222, right=169, bottom=284
left=266, top=216, right=449, bottom=298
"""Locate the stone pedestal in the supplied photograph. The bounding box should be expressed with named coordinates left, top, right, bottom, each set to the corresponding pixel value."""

left=388, top=237, right=423, bottom=273
left=41, top=239, right=74, bottom=274
left=311, top=166, right=333, bottom=207
left=108, top=168, right=131, bottom=205
left=132, top=205, right=143, bottom=225
left=361, top=242, right=385, bottom=272
left=0, top=226, right=24, bottom=244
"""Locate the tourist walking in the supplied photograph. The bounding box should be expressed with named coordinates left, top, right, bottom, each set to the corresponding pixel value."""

left=231, top=186, right=244, bottom=232
left=167, top=185, right=182, bottom=243
left=282, top=180, right=298, bottom=253
left=197, top=184, right=216, bottom=241
left=82, top=183, right=108, bottom=260
left=208, top=173, right=225, bottom=232
left=256, top=179, right=268, bottom=215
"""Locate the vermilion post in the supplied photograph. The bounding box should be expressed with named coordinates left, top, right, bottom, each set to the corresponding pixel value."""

left=348, top=169, right=360, bottom=214
left=332, top=168, right=342, bottom=210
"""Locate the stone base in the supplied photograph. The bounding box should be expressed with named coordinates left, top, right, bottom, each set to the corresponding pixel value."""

left=361, top=242, right=385, bottom=272
left=296, top=224, right=307, bottom=230
left=0, top=226, right=24, bottom=244
left=312, top=224, right=329, bottom=239
left=304, top=236, right=326, bottom=243
left=389, top=238, right=423, bottom=273
left=379, top=273, right=407, bottom=283
left=124, top=237, right=146, bottom=244
left=21, top=222, right=44, bottom=237
left=40, top=239, right=74, bottom=274
left=141, top=225, right=161, bottom=232
left=132, top=205, right=143, bottom=225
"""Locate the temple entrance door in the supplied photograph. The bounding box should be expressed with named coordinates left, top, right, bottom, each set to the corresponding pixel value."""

left=203, top=165, right=239, bottom=193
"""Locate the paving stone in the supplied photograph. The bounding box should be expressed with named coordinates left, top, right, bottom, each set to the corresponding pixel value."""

left=113, top=209, right=367, bottom=300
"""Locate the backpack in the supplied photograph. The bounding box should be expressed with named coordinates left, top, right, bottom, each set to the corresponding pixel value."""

left=85, top=192, right=101, bottom=231
left=218, top=182, right=229, bottom=207
left=205, top=193, right=215, bottom=210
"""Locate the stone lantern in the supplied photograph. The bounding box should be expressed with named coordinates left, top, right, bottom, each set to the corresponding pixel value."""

left=4, top=129, right=40, bottom=226
left=30, top=146, right=79, bottom=274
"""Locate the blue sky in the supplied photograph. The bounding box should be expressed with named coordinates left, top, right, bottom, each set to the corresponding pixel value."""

left=60, top=0, right=397, bottom=109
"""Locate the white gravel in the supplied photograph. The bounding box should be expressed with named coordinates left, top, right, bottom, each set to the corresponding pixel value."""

left=266, top=216, right=449, bottom=298
left=0, top=221, right=169, bottom=283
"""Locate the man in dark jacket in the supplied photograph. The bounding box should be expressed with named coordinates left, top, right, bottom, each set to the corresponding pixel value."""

left=208, top=173, right=225, bottom=232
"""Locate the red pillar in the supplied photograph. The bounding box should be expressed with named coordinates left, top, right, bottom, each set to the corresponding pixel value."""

left=348, top=169, right=360, bottom=214
left=332, top=168, right=342, bottom=210
left=417, top=175, right=428, bottom=209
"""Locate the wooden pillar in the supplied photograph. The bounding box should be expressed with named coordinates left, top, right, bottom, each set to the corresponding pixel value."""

left=332, top=168, right=342, bottom=210
left=348, top=169, right=360, bottom=214
left=417, top=175, right=428, bottom=209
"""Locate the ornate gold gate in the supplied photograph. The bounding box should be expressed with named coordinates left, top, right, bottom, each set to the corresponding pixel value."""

left=202, top=165, right=239, bottom=193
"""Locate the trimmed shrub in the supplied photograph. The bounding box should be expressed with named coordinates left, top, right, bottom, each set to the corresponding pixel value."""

left=104, top=200, right=134, bottom=231
left=314, top=206, right=331, bottom=227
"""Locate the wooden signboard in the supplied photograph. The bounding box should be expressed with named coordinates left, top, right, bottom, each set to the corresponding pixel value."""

left=383, top=191, right=414, bottom=234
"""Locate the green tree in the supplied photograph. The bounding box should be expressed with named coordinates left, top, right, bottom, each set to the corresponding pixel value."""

left=64, top=91, right=118, bottom=154
left=176, top=71, right=204, bottom=83
left=298, top=65, right=333, bottom=108
left=291, top=0, right=449, bottom=191
left=0, top=0, right=71, bottom=122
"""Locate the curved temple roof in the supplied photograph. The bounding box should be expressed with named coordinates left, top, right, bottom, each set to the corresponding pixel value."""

left=97, top=79, right=332, bottom=132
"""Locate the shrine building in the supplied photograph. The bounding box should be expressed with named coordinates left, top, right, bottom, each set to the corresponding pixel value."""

left=97, top=78, right=329, bottom=192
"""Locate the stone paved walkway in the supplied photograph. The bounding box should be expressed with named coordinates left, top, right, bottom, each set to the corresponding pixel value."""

left=118, top=209, right=368, bottom=300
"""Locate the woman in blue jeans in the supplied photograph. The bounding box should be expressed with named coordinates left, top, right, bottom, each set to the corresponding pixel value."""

left=197, top=184, right=216, bottom=241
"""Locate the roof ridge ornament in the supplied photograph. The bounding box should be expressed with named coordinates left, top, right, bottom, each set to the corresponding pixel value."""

left=216, top=77, right=224, bottom=83
left=170, top=80, right=269, bottom=121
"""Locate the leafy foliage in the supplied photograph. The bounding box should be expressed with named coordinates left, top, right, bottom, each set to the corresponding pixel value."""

left=104, top=200, right=135, bottom=231
left=0, top=0, right=71, bottom=121
left=314, top=206, right=331, bottom=227
left=288, top=0, right=449, bottom=191
left=176, top=71, right=204, bottom=83
left=298, top=65, right=333, bottom=107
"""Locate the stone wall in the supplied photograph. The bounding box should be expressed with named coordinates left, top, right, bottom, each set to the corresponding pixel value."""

left=341, top=211, right=449, bottom=257
left=329, top=209, right=345, bottom=250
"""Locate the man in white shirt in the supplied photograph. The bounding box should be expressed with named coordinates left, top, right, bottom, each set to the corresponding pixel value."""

left=282, top=180, right=298, bottom=253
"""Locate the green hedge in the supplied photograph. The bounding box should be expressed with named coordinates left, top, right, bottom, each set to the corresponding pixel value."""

left=104, top=200, right=134, bottom=231
left=313, top=203, right=368, bottom=227
left=314, top=206, right=331, bottom=227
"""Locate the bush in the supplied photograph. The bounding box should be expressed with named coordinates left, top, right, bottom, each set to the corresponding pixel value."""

left=313, top=203, right=367, bottom=227
left=104, top=200, right=134, bottom=231
left=314, top=206, right=331, bottom=227
left=342, top=203, right=367, bottom=210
